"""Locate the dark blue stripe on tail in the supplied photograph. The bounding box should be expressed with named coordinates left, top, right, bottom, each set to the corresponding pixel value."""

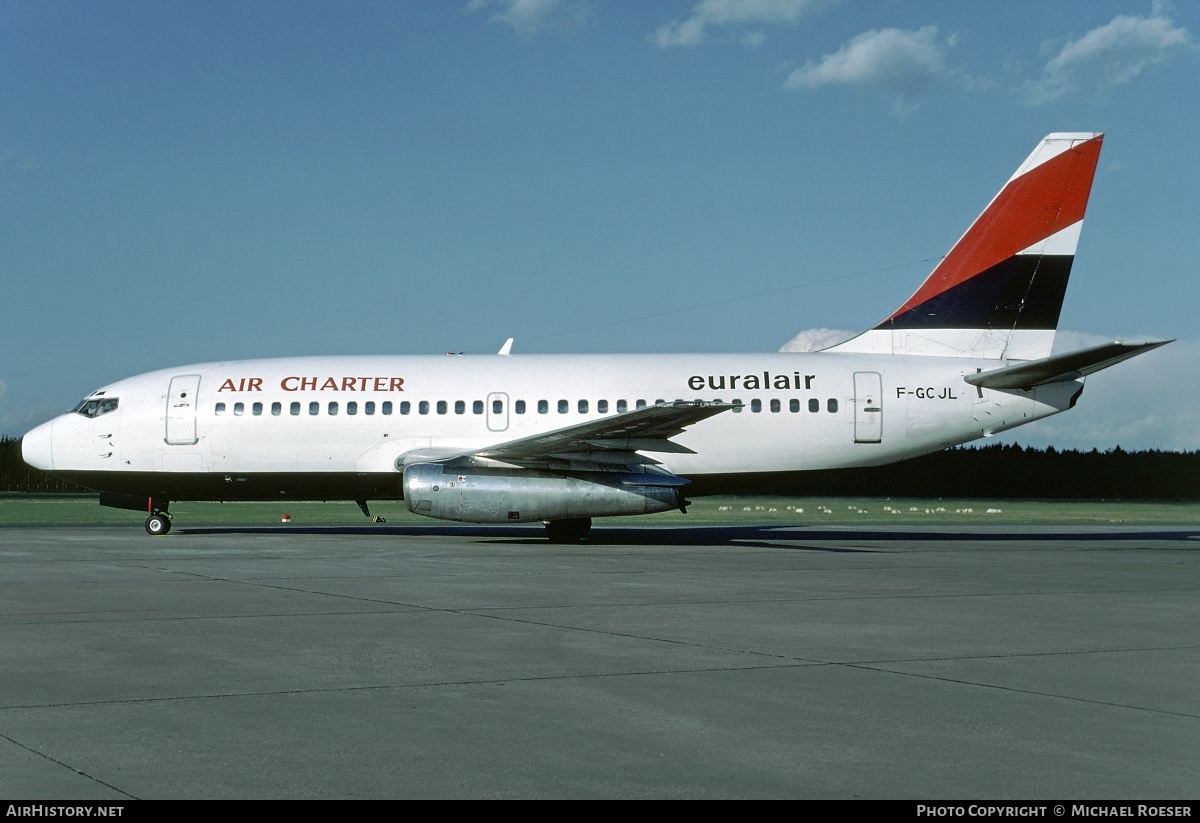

left=880, top=254, right=1072, bottom=331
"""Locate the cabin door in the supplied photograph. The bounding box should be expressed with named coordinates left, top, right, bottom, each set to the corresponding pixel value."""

left=853, top=372, right=883, bottom=444
left=165, top=375, right=202, bottom=445
left=486, top=392, right=509, bottom=432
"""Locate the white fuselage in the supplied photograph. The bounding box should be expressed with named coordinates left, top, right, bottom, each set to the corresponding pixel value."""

left=23, top=351, right=1080, bottom=497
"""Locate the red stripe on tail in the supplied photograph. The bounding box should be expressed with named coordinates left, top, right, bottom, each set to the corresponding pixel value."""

left=884, top=134, right=1102, bottom=323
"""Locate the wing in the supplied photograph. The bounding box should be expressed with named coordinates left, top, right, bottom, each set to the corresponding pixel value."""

left=397, top=400, right=732, bottom=473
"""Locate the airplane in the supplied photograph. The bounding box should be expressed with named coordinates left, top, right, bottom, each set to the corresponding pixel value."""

left=21, top=133, right=1171, bottom=542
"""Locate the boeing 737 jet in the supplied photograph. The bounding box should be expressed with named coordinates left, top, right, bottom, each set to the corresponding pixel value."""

left=22, top=133, right=1169, bottom=541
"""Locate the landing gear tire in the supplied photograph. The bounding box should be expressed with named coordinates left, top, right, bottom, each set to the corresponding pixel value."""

left=545, top=518, right=591, bottom=544
left=145, top=513, right=172, bottom=536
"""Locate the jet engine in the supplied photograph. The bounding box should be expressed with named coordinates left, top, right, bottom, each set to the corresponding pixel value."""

left=402, top=462, right=685, bottom=523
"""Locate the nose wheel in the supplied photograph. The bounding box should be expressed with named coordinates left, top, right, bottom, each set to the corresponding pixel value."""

left=145, top=511, right=172, bottom=535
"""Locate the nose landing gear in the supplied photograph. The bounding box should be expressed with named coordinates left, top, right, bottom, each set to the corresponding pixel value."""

left=99, top=492, right=173, bottom=535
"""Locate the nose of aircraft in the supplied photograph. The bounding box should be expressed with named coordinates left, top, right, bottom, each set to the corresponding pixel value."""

left=21, top=418, right=55, bottom=470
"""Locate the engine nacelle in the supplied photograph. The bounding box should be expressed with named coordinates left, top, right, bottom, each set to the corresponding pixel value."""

left=403, top=463, right=684, bottom=523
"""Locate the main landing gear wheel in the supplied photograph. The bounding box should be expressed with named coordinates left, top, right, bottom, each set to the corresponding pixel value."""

left=545, top=518, right=591, bottom=544
left=145, top=512, right=172, bottom=535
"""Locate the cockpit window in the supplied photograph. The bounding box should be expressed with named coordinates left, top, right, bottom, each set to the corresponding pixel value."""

left=73, top=397, right=119, bottom=418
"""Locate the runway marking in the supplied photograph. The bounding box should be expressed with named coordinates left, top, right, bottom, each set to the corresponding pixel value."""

left=0, top=730, right=139, bottom=799
left=4, top=647, right=1198, bottom=723
left=843, top=660, right=1200, bottom=721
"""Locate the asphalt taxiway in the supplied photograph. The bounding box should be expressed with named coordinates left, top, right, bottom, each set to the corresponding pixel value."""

left=2, top=523, right=1198, bottom=799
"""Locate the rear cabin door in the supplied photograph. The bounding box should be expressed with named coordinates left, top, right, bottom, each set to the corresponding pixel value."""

left=853, top=371, right=883, bottom=444
left=165, top=374, right=201, bottom=445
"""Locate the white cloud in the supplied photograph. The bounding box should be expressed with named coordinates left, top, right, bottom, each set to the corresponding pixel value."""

left=654, top=16, right=707, bottom=49
left=0, top=150, right=39, bottom=175
left=652, top=0, right=838, bottom=49
left=0, top=379, right=62, bottom=439
left=1022, top=6, right=1193, bottom=105
left=784, top=25, right=946, bottom=116
left=467, top=0, right=586, bottom=37
left=778, top=328, right=854, bottom=352
left=741, top=31, right=767, bottom=49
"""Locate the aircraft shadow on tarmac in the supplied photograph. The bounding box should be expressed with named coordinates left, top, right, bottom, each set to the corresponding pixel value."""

left=175, top=523, right=1200, bottom=550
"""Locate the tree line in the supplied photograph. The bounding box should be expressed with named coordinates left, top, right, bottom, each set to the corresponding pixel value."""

left=704, top=443, right=1200, bottom=500
left=2, top=434, right=1198, bottom=499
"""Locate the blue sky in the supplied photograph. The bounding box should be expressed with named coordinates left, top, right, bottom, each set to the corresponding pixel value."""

left=2, top=0, right=1197, bottom=450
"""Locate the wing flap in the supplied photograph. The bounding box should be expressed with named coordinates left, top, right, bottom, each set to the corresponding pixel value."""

left=582, top=437, right=697, bottom=454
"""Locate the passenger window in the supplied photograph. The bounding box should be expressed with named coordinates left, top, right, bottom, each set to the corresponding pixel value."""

left=617, top=399, right=628, bottom=413
left=437, top=401, right=447, bottom=415
left=732, top=399, right=743, bottom=413
left=557, top=399, right=568, bottom=414
left=234, top=402, right=245, bottom=416
left=272, top=402, right=282, bottom=416
left=655, top=399, right=665, bottom=406
left=365, top=401, right=376, bottom=415
left=347, top=402, right=357, bottom=415
left=808, top=399, right=819, bottom=413
left=399, top=401, right=409, bottom=415
left=770, top=399, right=780, bottom=413
left=750, top=399, right=762, bottom=413
left=419, top=401, right=429, bottom=415
left=454, top=400, right=465, bottom=415
left=828, top=398, right=839, bottom=413
left=382, top=401, right=393, bottom=415
left=578, top=399, right=588, bottom=414
left=790, top=399, right=800, bottom=413
left=253, top=402, right=263, bottom=416
left=636, top=399, right=647, bottom=410
left=476, top=400, right=486, bottom=415
left=328, top=402, right=338, bottom=416
left=309, top=402, right=319, bottom=415
left=515, top=400, right=526, bottom=414
left=290, top=402, right=300, bottom=416
left=215, top=402, right=226, bottom=415
left=491, top=399, right=501, bottom=414
left=538, top=400, right=548, bottom=414
left=597, top=400, right=608, bottom=413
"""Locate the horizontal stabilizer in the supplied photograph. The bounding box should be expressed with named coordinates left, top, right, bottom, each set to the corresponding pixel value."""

left=964, top=340, right=1172, bottom=391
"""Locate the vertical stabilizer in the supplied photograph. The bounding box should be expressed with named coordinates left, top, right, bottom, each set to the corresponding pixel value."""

left=826, top=133, right=1103, bottom=360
